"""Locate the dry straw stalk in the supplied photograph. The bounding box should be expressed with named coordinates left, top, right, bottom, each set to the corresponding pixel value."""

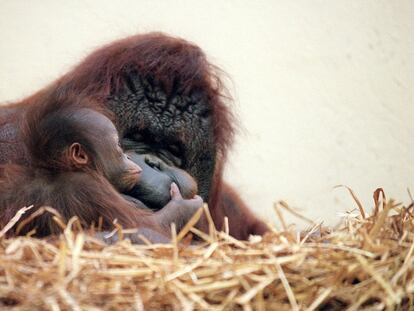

left=1, top=189, right=414, bottom=310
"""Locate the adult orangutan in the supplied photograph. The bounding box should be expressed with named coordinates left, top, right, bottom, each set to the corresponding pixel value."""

left=0, top=32, right=268, bottom=240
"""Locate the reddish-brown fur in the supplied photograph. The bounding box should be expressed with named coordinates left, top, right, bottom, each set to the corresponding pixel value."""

left=0, top=32, right=268, bottom=240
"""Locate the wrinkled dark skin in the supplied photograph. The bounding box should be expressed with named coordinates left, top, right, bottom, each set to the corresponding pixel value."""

left=108, top=72, right=215, bottom=208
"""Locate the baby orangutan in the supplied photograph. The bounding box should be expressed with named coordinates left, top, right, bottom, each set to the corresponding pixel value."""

left=0, top=95, right=204, bottom=242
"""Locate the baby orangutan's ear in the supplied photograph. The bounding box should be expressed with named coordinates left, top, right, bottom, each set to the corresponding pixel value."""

left=69, top=143, right=89, bottom=166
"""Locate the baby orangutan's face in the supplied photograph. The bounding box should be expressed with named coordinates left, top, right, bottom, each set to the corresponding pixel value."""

left=68, top=109, right=142, bottom=192
left=93, top=114, right=142, bottom=192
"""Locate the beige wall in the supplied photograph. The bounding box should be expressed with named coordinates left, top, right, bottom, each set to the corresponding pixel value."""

left=1, top=0, right=413, bottom=228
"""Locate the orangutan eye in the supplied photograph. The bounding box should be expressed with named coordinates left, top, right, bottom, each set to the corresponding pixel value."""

left=168, top=144, right=180, bottom=155
left=157, top=149, right=183, bottom=167
left=131, top=132, right=144, bottom=141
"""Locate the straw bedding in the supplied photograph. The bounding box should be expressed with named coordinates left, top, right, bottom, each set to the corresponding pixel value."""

left=1, top=188, right=414, bottom=310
